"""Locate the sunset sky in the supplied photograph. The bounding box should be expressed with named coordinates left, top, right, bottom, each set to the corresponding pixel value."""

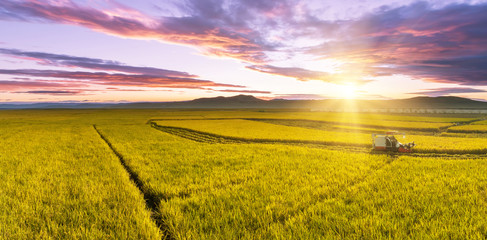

left=1, top=0, right=487, bottom=102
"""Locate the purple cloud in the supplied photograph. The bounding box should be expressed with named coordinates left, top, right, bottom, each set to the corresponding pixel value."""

left=0, top=80, right=75, bottom=90
left=0, top=49, right=251, bottom=94
left=0, top=0, right=271, bottom=62
left=0, top=48, right=197, bottom=77
left=211, top=89, right=271, bottom=94
left=16, top=90, right=85, bottom=95
left=246, top=64, right=371, bottom=84
left=306, top=2, right=487, bottom=85
left=246, top=65, right=331, bottom=81
left=0, top=69, right=242, bottom=88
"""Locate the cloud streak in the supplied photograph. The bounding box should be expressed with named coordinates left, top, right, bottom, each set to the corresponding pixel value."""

left=0, top=48, right=250, bottom=95
left=0, top=48, right=198, bottom=77
left=211, top=89, right=271, bottom=94
left=409, top=87, right=487, bottom=97
left=246, top=65, right=331, bottom=82
left=0, top=79, right=77, bottom=90
left=0, top=69, right=242, bottom=88
left=246, top=64, right=371, bottom=84
left=15, top=90, right=86, bottom=95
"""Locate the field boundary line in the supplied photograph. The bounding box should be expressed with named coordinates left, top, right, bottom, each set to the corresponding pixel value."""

left=93, top=125, right=173, bottom=240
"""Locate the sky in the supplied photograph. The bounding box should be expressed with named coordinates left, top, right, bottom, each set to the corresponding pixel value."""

left=0, top=0, right=487, bottom=102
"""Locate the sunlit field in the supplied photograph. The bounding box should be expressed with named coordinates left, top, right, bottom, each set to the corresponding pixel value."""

left=1, top=109, right=487, bottom=239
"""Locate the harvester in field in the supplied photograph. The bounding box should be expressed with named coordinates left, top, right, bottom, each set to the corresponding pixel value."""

left=372, top=132, right=416, bottom=153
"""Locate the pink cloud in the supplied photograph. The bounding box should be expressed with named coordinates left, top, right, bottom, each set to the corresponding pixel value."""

left=0, top=0, right=268, bottom=62
left=0, top=69, right=243, bottom=88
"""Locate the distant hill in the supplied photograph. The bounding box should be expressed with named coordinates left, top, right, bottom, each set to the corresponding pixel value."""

left=190, top=94, right=265, bottom=104
left=113, top=94, right=269, bottom=109
left=2, top=95, right=487, bottom=110
left=357, top=96, right=487, bottom=109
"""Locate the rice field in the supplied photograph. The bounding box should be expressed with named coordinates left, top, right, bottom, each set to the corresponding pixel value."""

left=0, top=122, right=161, bottom=239
left=1, top=109, right=487, bottom=239
left=448, top=124, right=487, bottom=133
left=153, top=119, right=487, bottom=153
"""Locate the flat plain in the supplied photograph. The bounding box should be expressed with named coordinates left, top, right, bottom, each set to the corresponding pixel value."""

left=1, top=109, right=487, bottom=239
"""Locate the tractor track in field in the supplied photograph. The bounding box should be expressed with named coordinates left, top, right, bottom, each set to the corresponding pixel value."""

left=150, top=122, right=487, bottom=159
left=93, top=125, right=174, bottom=240
left=150, top=122, right=368, bottom=150
left=147, top=117, right=450, bottom=134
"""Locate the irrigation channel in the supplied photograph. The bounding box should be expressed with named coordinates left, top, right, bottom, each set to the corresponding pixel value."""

left=150, top=121, right=487, bottom=159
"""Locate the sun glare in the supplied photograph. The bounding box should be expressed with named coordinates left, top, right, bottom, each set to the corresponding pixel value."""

left=340, top=83, right=357, bottom=99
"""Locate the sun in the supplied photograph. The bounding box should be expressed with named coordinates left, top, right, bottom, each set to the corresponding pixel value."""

left=339, top=83, right=357, bottom=99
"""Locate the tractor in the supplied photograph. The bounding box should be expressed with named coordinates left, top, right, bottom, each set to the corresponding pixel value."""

left=372, top=132, right=415, bottom=153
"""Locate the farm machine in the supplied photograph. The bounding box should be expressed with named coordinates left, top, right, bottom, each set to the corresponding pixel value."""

left=372, top=132, right=416, bottom=153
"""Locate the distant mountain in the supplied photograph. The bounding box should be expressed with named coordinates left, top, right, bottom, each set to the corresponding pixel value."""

left=2, top=95, right=487, bottom=110
left=190, top=94, right=265, bottom=104
left=114, top=94, right=268, bottom=109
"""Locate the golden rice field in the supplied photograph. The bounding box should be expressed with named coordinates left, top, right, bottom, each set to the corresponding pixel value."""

left=1, top=109, right=487, bottom=239
left=448, top=124, right=487, bottom=133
